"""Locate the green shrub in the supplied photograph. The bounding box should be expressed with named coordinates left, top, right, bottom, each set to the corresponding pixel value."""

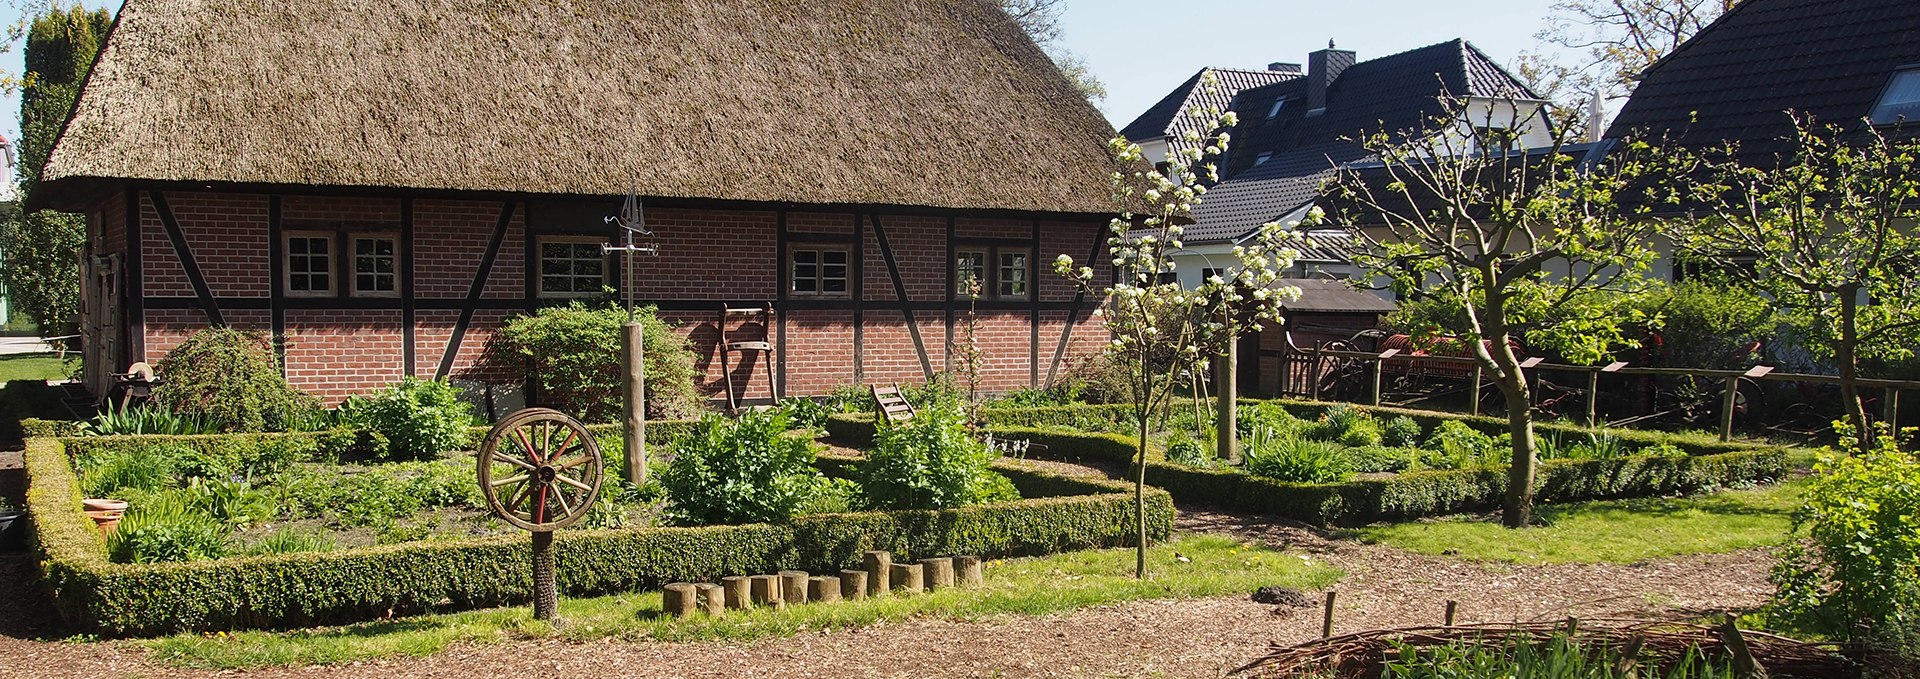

left=776, top=396, right=832, bottom=432
left=475, top=302, right=703, bottom=422
left=279, top=460, right=480, bottom=529
left=78, top=447, right=179, bottom=498
left=340, top=377, right=474, bottom=460
left=1240, top=401, right=1305, bottom=439
left=1382, top=416, right=1423, bottom=448
left=151, top=328, right=319, bottom=432
left=1345, top=446, right=1416, bottom=474
left=1382, top=633, right=1734, bottom=678
left=660, top=410, right=828, bottom=525
left=1423, top=420, right=1504, bottom=469
left=1164, top=436, right=1213, bottom=468
left=1245, top=429, right=1354, bottom=483
left=106, top=493, right=230, bottom=564
left=863, top=399, right=1017, bottom=509
left=1771, top=445, right=1920, bottom=658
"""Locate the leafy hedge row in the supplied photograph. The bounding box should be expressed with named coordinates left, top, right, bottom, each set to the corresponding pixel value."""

left=25, top=439, right=1170, bottom=636
left=1253, top=399, right=1759, bottom=455
left=827, top=407, right=1787, bottom=526
left=50, top=419, right=709, bottom=468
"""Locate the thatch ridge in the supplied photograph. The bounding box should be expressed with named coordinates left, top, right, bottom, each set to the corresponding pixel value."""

left=38, top=0, right=1118, bottom=214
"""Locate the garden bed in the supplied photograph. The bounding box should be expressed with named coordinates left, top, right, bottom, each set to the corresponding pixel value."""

left=23, top=429, right=1170, bottom=635
left=828, top=400, right=1788, bottom=526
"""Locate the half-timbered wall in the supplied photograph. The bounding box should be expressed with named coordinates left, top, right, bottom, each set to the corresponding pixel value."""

left=96, top=188, right=1110, bottom=406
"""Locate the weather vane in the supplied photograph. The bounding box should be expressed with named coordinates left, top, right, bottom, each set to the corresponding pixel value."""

left=604, top=182, right=659, bottom=322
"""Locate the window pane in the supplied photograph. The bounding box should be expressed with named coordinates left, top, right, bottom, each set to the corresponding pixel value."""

left=542, top=276, right=570, bottom=292
left=357, top=274, right=376, bottom=290
left=1873, top=70, right=1920, bottom=124
left=823, top=278, right=847, bottom=293
left=575, top=259, right=602, bottom=276
left=823, top=250, right=848, bottom=265
left=794, top=250, right=817, bottom=265
left=543, top=242, right=569, bottom=258
left=546, top=260, right=573, bottom=275
left=793, top=277, right=816, bottom=292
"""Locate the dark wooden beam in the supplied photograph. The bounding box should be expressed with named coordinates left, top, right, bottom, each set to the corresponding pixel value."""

left=776, top=209, right=789, bottom=399
left=125, top=191, right=145, bottom=363
left=400, top=197, right=416, bottom=376
left=267, top=195, right=286, bottom=369
left=146, top=190, right=225, bottom=327
left=1047, top=224, right=1109, bottom=385
left=852, top=213, right=864, bottom=382
left=436, top=200, right=515, bottom=380
left=868, top=213, right=934, bottom=380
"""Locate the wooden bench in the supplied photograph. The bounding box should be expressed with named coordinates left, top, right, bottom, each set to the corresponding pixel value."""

left=870, top=383, right=916, bottom=423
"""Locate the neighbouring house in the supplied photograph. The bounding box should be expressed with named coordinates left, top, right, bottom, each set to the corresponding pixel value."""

left=1603, top=0, right=1920, bottom=282
left=30, top=0, right=1120, bottom=407
left=1120, top=40, right=1550, bottom=397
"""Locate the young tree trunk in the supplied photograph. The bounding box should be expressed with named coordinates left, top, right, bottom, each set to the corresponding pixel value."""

left=1135, top=403, right=1150, bottom=579
left=1838, top=293, right=1871, bottom=453
left=1482, top=304, right=1537, bottom=529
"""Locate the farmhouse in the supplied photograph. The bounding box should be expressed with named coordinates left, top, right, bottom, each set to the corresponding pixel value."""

left=30, top=0, right=1120, bottom=406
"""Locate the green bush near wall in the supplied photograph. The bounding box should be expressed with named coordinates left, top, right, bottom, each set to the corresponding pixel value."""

left=24, top=438, right=1170, bottom=636
left=827, top=404, right=1787, bottom=527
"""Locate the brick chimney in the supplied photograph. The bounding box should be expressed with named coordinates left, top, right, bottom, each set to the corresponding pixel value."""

left=1307, top=40, right=1356, bottom=112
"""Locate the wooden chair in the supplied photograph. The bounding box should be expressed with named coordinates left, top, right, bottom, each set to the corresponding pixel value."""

left=870, top=382, right=916, bottom=423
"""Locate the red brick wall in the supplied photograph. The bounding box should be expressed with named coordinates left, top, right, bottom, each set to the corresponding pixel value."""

left=90, top=188, right=1110, bottom=408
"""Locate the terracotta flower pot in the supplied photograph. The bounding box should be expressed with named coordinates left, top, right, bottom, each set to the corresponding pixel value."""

left=84, top=510, right=121, bottom=534
left=83, top=498, right=128, bottom=513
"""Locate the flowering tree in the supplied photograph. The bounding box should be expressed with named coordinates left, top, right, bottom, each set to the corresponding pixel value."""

left=1327, top=98, right=1678, bottom=528
left=1055, top=74, right=1300, bottom=577
left=1668, top=116, right=1920, bottom=453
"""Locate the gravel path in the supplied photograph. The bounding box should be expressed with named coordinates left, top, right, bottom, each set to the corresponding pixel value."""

left=0, top=452, right=1776, bottom=678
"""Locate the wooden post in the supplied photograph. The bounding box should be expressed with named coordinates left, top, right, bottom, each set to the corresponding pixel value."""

left=780, top=570, right=809, bottom=605
left=1720, top=376, right=1739, bottom=442
left=840, top=567, right=871, bottom=598
left=919, top=557, right=956, bottom=590
left=750, top=574, right=783, bottom=609
left=956, top=556, right=983, bottom=586
left=623, top=322, right=647, bottom=483
left=1444, top=599, right=1457, bottom=627
left=863, top=550, right=891, bottom=596
left=1370, top=356, right=1383, bottom=406
left=1885, top=387, right=1900, bottom=435
left=531, top=530, right=556, bottom=621
left=809, top=576, right=842, bottom=604
left=1321, top=590, right=1337, bottom=638
left=722, top=576, right=751, bottom=610
left=1719, top=613, right=1765, bottom=679
left=662, top=583, right=698, bottom=618
left=695, top=583, right=725, bottom=617
left=1216, top=326, right=1239, bottom=464
left=1310, top=347, right=1323, bottom=402
left=1586, top=369, right=1600, bottom=428
left=1470, top=365, right=1483, bottom=417
left=890, top=563, right=924, bottom=594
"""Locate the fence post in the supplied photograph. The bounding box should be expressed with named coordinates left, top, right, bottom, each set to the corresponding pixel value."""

left=1310, top=347, right=1323, bottom=402
left=1586, top=368, right=1600, bottom=429
left=1470, top=365, right=1482, bottom=417
left=1886, top=387, right=1900, bottom=436
left=1370, top=357, right=1383, bottom=406
left=1720, top=376, right=1739, bottom=442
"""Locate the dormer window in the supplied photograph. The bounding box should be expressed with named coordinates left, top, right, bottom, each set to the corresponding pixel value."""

left=1267, top=98, right=1288, bottom=119
left=1870, top=68, right=1920, bottom=126
left=1254, top=152, right=1273, bottom=165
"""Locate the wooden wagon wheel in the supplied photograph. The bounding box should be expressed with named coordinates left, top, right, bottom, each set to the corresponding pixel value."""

left=477, top=408, right=605, bottom=532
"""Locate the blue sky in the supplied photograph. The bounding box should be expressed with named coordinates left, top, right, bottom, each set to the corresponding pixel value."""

left=0, top=0, right=1579, bottom=161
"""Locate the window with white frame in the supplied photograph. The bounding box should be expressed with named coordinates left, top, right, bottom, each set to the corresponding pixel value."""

left=954, top=250, right=986, bottom=298
left=790, top=246, right=849, bottom=296
left=352, top=235, right=399, bottom=297
left=538, top=237, right=608, bottom=297
left=997, top=250, right=1029, bottom=299
left=285, top=232, right=334, bottom=296
left=1871, top=68, right=1920, bottom=126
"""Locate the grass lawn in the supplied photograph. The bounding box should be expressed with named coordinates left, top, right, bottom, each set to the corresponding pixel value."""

left=1351, top=480, right=1807, bottom=565
left=146, top=534, right=1342, bottom=669
left=0, top=353, right=71, bottom=382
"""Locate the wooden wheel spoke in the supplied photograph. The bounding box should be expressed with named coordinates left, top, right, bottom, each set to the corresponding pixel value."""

left=554, top=454, right=594, bottom=471
left=490, top=473, right=531, bottom=488
left=505, top=478, right=536, bottom=514
left=491, top=452, right=537, bottom=471
left=551, top=486, right=576, bottom=517
left=512, top=428, right=542, bottom=465
left=554, top=472, right=594, bottom=493
left=477, top=409, right=604, bottom=531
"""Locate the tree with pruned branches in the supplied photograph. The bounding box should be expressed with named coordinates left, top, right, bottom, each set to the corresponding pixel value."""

left=1516, top=0, right=1738, bottom=108
left=1327, top=97, right=1680, bottom=528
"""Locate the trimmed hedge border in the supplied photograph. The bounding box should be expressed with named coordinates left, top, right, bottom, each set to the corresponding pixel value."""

left=25, top=438, right=1171, bottom=636
left=826, top=402, right=1789, bottom=526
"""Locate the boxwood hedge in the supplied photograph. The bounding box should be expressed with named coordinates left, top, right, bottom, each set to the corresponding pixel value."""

left=25, top=436, right=1170, bottom=636
left=826, top=402, right=1788, bottom=527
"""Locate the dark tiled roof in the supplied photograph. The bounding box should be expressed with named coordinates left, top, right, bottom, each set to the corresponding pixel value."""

left=1117, top=67, right=1300, bottom=158
left=1292, top=228, right=1359, bottom=263
left=1280, top=277, right=1398, bottom=313
left=1182, top=40, right=1538, bottom=243
left=1606, top=0, right=1920, bottom=155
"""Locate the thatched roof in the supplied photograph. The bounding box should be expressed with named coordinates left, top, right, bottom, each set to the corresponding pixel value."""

left=35, top=0, right=1119, bottom=214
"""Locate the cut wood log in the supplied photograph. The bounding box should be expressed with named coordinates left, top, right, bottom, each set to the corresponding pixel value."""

left=780, top=570, right=810, bottom=605
left=695, top=583, right=725, bottom=617
left=956, top=555, right=983, bottom=586
left=663, top=583, right=698, bottom=618
left=863, top=550, right=892, bottom=596
left=809, top=576, right=842, bottom=604
left=890, top=563, right=924, bottom=594
left=722, top=576, right=751, bottom=610
left=750, top=574, right=784, bottom=609
left=839, top=569, right=868, bottom=600
left=919, top=557, right=955, bottom=590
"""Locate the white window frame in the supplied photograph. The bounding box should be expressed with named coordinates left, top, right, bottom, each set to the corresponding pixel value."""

left=283, top=231, right=336, bottom=298
left=1870, top=68, right=1920, bottom=126
left=789, top=245, right=851, bottom=297
left=954, top=249, right=987, bottom=299
left=349, top=232, right=401, bottom=298
left=536, top=236, right=610, bottom=298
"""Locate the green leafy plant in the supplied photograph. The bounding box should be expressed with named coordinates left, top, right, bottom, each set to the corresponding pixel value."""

left=247, top=528, right=335, bottom=556
left=475, top=302, right=703, bottom=422
left=1345, top=446, right=1416, bottom=474
left=1165, top=435, right=1213, bottom=468
left=1771, top=444, right=1920, bottom=660
left=1382, top=633, right=1733, bottom=678
left=1423, top=420, right=1505, bottom=470
left=1382, top=416, right=1424, bottom=449
left=776, top=397, right=832, bottom=432
left=151, top=328, right=319, bottom=432
left=340, top=377, right=474, bottom=461
left=659, top=409, right=827, bottom=525
left=106, top=493, right=231, bottom=564
left=1244, top=429, right=1354, bottom=483
left=81, top=405, right=219, bottom=436
left=862, top=399, right=1018, bottom=510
